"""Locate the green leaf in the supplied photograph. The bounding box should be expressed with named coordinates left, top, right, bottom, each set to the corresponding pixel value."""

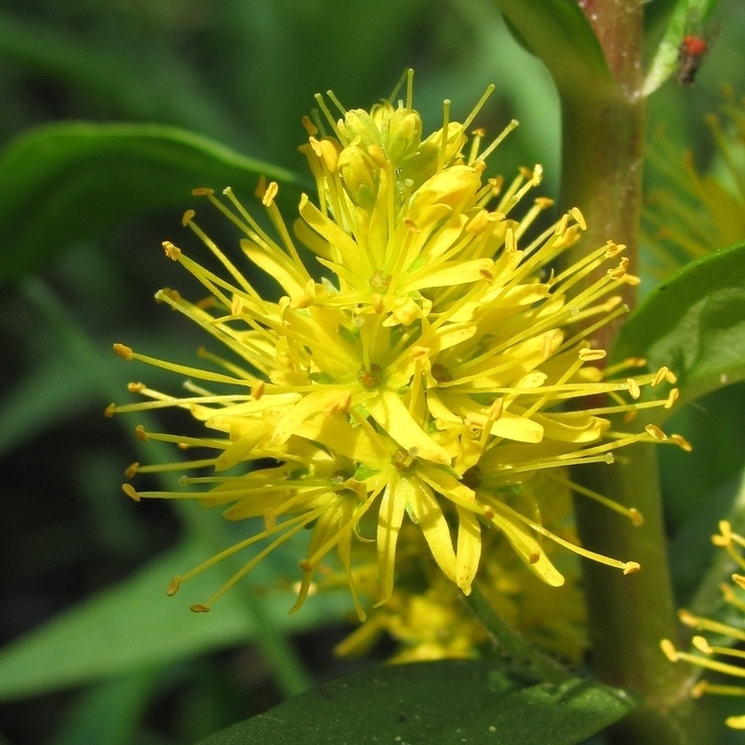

left=0, top=10, right=242, bottom=141
left=611, top=240, right=745, bottom=407
left=0, top=539, right=351, bottom=701
left=643, top=0, right=722, bottom=95
left=196, top=660, right=636, bottom=745
left=47, top=670, right=165, bottom=745
left=0, top=123, right=303, bottom=283
left=491, top=0, right=611, bottom=94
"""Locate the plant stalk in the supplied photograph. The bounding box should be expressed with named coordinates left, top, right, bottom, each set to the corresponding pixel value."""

left=561, top=2, right=706, bottom=742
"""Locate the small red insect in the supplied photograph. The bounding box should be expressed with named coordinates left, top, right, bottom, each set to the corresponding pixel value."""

left=677, top=30, right=714, bottom=87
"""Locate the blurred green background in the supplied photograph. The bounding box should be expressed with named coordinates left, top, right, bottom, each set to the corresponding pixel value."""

left=1, top=1, right=745, bottom=743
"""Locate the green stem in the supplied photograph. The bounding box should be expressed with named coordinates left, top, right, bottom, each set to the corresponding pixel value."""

left=560, top=3, right=705, bottom=742
left=573, top=446, right=701, bottom=744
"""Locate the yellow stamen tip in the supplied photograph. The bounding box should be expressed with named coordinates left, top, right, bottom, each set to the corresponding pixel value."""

left=645, top=423, right=667, bottom=441
left=190, top=603, right=211, bottom=613
left=167, top=576, right=181, bottom=596
left=134, top=425, right=148, bottom=441
left=692, top=635, right=713, bottom=655
left=113, top=343, right=133, bottom=361
left=660, top=639, right=679, bottom=662
left=570, top=206, right=587, bottom=230
left=162, top=241, right=182, bottom=260
left=124, top=462, right=140, bottom=478
left=629, top=508, right=644, bottom=527
left=181, top=209, right=195, bottom=227
left=122, top=483, right=140, bottom=502
left=262, top=181, right=279, bottom=207
left=104, top=403, right=116, bottom=418
left=623, top=561, right=641, bottom=575
left=191, top=188, right=214, bottom=196
left=678, top=609, right=698, bottom=627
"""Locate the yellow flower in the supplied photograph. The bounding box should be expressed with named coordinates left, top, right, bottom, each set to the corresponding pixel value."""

left=108, top=70, right=687, bottom=617
left=661, top=521, right=745, bottom=730
left=334, top=471, right=586, bottom=663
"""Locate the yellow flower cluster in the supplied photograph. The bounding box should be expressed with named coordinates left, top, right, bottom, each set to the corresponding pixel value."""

left=334, top=472, right=587, bottom=663
left=662, top=521, right=745, bottom=730
left=109, top=71, right=685, bottom=618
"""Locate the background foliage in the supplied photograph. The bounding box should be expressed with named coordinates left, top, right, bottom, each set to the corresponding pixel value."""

left=1, top=0, right=745, bottom=743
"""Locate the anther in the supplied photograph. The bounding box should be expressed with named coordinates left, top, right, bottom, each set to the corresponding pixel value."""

left=692, top=636, right=713, bottom=655
left=113, top=343, right=134, bottom=361
left=570, top=207, right=587, bottom=230
left=162, top=241, right=182, bottom=260
left=125, top=462, right=140, bottom=478
left=167, top=576, right=181, bottom=596
left=627, top=378, right=641, bottom=399
left=122, top=483, right=140, bottom=502
left=262, top=181, right=279, bottom=208
left=629, top=509, right=644, bottom=527
left=691, top=681, right=709, bottom=698
left=660, top=639, right=679, bottom=662
left=665, top=388, right=679, bottom=408
left=252, top=380, right=265, bottom=400
left=652, top=366, right=670, bottom=387
left=135, top=425, right=148, bottom=441
left=128, top=382, right=145, bottom=393
left=578, top=348, right=606, bottom=362
left=181, top=209, right=195, bottom=227
left=623, top=561, right=641, bottom=574
left=605, top=241, right=624, bottom=258
left=678, top=609, right=698, bottom=627
left=670, top=433, right=692, bottom=452
left=645, top=424, right=667, bottom=441
left=190, top=604, right=211, bottom=613
left=299, top=559, right=314, bottom=572
left=104, top=404, right=116, bottom=418
left=191, top=188, right=214, bottom=196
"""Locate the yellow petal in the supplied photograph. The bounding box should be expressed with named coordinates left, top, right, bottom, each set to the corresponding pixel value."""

left=455, top=507, right=481, bottom=594
left=490, top=505, right=565, bottom=587
left=409, top=479, right=456, bottom=582
left=368, top=389, right=451, bottom=465
left=376, top=476, right=407, bottom=605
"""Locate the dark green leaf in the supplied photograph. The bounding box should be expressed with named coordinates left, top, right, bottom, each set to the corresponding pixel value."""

left=196, top=660, right=636, bottom=745
left=611, top=241, right=745, bottom=406
left=0, top=123, right=303, bottom=283
left=491, top=0, right=610, bottom=93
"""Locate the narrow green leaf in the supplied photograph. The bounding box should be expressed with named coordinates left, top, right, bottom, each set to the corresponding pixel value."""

left=196, top=660, right=636, bottom=745
left=0, top=540, right=351, bottom=701
left=0, top=123, right=303, bottom=283
left=491, top=0, right=611, bottom=93
left=611, top=241, right=745, bottom=406
left=643, top=0, right=722, bottom=95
